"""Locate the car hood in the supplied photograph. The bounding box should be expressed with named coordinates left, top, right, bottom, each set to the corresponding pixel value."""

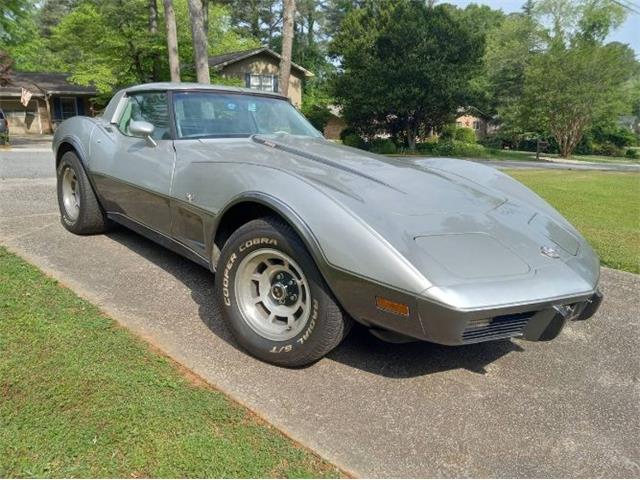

left=254, top=134, right=507, bottom=215
left=253, top=135, right=599, bottom=303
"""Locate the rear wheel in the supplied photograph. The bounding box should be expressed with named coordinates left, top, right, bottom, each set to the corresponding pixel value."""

left=56, top=151, right=108, bottom=235
left=215, top=216, right=351, bottom=367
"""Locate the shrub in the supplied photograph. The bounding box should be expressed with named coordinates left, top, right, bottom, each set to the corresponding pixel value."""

left=369, top=138, right=397, bottom=154
left=302, top=104, right=332, bottom=131
left=478, top=133, right=506, bottom=149
left=416, top=141, right=436, bottom=154
left=593, top=142, right=624, bottom=157
left=342, top=133, right=366, bottom=149
left=454, top=127, right=477, bottom=144
left=592, top=124, right=637, bottom=148
left=452, top=141, right=487, bottom=158
left=433, top=140, right=455, bottom=156
left=625, top=148, right=639, bottom=159
left=439, top=124, right=457, bottom=140
left=433, top=140, right=487, bottom=158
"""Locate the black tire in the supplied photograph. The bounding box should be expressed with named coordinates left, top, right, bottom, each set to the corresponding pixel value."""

left=56, top=151, right=108, bottom=235
left=215, top=216, right=351, bottom=367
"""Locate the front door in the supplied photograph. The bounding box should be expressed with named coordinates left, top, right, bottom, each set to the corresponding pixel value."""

left=90, top=91, right=175, bottom=234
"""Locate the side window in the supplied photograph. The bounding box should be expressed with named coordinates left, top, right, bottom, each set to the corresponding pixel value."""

left=116, top=92, right=170, bottom=140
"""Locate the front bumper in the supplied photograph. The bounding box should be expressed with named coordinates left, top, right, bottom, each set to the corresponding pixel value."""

left=329, top=267, right=602, bottom=345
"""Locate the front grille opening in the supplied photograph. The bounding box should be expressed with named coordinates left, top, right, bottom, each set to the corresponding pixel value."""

left=462, top=311, right=535, bottom=343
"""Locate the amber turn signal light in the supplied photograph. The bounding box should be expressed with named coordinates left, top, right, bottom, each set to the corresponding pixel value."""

left=375, top=296, right=410, bottom=317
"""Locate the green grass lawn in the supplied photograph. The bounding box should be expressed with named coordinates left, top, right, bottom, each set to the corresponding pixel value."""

left=0, top=247, right=341, bottom=479
left=505, top=170, right=640, bottom=274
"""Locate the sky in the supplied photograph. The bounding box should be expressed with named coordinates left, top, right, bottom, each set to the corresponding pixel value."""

left=446, top=0, right=640, bottom=55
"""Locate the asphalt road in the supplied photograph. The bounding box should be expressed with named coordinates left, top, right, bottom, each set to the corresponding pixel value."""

left=1, top=151, right=639, bottom=477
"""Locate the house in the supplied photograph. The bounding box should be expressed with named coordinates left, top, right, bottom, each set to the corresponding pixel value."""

left=207, top=47, right=313, bottom=107
left=324, top=105, right=347, bottom=140
left=0, top=72, right=96, bottom=135
left=455, top=106, right=497, bottom=139
left=319, top=105, right=499, bottom=142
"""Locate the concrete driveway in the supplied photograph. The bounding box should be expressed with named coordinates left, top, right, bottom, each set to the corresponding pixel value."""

left=1, top=151, right=639, bottom=477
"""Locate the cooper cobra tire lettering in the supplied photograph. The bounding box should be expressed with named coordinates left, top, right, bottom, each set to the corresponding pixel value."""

left=223, top=239, right=278, bottom=306
left=222, top=252, right=237, bottom=307
left=239, top=237, right=277, bottom=252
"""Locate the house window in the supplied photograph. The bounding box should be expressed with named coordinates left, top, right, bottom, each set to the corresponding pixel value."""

left=246, top=74, right=278, bottom=93
left=59, top=97, right=78, bottom=120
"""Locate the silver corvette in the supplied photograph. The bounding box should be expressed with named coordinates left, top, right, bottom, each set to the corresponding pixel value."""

left=53, top=83, right=602, bottom=367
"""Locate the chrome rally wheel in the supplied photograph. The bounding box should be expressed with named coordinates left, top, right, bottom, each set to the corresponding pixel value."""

left=61, top=167, right=80, bottom=221
left=235, top=248, right=311, bottom=342
left=215, top=216, right=352, bottom=367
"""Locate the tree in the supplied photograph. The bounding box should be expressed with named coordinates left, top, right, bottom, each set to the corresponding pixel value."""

left=0, top=51, right=12, bottom=86
left=522, top=41, right=637, bottom=157
left=222, top=0, right=282, bottom=44
left=149, top=0, right=161, bottom=81
left=483, top=13, right=538, bottom=132
left=330, top=0, right=483, bottom=150
left=279, top=0, right=296, bottom=96
left=0, top=0, right=31, bottom=42
left=490, top=0, right=639, bottom=157
left=38, top=0, right=79, bottom=37
left=163, top=0, right=181, bottom=81
left=49, top=0, right=163, bottom=94
left=187, top=0, right=210, bottom=83
left=323, top=0, right=364, bottom=39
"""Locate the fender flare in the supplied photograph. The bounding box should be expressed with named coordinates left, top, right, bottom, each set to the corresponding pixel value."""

left=54, top=134, right=105, bottom=209
left=210, top=191, right=328, bottom=274
left=54, top=134, right=90, bottom=169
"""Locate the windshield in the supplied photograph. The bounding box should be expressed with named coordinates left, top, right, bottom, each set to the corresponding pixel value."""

left=172, top=91, right=321, bottom=139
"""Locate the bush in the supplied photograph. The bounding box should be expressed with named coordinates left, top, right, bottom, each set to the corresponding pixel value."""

left=433, top=140, right=487, bottom=158
left=625, top=148, right=639, bottom=159
left=454, top=127, right=477, bottom=144
left=592, top=124, right=637, bottom=148
left=302, top=104, right=332, bottom=131
left=433, top=140, right=455, bottom=156
left=416, top=141, right=437, bottom=154
left=369, top=138, right=397, bottom=154
left=593, top=142, right=624, bottom=157
left=478, top=133, right=506, bottom=149
left=439, top=124, right=457, bottom=140
left=342, top=133, right=366, bottom=149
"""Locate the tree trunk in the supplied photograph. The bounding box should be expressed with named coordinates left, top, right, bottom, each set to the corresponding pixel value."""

left=149, top=0, right=160, bottom=81
left=163, top=0, right=181, bottom=82
left=407, top=126, right=417, bottom=151
left=201, top=0, right=209, bottom=38
left=279, top=0, right=295, bottom=97
left=307, top=11, right=314, bottom=48
left=188, top=0, right=210, bottom=84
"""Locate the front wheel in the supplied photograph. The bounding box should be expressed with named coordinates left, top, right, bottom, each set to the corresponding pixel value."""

left=56, top=151, right=108, bottom=235
left=215, top=216, right=351, bottom=367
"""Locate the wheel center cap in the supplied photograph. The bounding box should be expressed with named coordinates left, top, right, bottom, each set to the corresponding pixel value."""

left=270, top=271, right=299, bottom=306
left=271, top=283, right=287, bottom=301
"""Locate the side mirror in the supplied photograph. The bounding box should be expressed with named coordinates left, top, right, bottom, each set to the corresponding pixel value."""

left=129, top=120, right=157, bottom=147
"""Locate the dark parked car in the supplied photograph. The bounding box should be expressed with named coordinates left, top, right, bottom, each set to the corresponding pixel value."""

left=0, top=109, right=9, bottom=144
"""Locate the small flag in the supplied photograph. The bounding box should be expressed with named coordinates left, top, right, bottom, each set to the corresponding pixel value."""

left=20, top=87, right=33, bottom=107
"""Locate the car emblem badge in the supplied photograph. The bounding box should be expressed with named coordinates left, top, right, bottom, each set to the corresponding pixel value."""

left=540, top=245, right=560, bottom=259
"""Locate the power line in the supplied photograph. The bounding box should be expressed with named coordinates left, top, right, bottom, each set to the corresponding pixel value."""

left=611, top=0, right=640, bottom=15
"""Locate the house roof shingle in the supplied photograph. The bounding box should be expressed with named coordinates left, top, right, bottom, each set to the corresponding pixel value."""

left=0, top=72, right=97, bottom=97
left=207, top=47, right=314, bottom=77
